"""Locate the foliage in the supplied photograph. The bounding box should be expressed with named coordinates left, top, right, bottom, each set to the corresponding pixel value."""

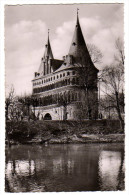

left=6, top=120, right=124, bottom=144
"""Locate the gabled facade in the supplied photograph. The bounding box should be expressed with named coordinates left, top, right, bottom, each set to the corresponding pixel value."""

left=32, top=13, right=99, bottom=120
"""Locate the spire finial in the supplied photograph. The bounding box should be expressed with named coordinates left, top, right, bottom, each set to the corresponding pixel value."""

left=48, top=29, right=50, bottom=36
left=77, top=8, right=79, bottom=15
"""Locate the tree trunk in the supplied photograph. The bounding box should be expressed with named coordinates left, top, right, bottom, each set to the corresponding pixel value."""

left=85, top=88, right=91, bottom=119
left=6, top=105, right=9, bottom=120
left=116, top=92, right=124, bottom=130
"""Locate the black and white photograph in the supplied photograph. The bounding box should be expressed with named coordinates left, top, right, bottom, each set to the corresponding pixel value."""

left=0, top=1, right=128, bottom=193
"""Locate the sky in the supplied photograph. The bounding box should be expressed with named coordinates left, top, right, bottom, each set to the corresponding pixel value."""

left=5, top=4, right=124, bottom=96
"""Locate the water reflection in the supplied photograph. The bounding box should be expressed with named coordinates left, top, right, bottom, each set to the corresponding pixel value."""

left=5, top=144, right=124, bottom=192
left=99, top=151, right=124, bottom=191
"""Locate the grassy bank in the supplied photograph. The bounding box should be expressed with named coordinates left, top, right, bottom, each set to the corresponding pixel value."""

left=6, top=120, right=124, bottom=145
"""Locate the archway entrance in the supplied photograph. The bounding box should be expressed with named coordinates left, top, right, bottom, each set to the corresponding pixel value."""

left=44, top=113, right=52, bottom=120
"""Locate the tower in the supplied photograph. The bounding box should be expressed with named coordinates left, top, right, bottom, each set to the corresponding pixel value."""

left=40, top=29, right=53, bottom=76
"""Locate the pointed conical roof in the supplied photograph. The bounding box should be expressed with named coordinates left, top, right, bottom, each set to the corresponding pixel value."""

left=68, top=11, right=91, bottom=64
left=43, top=30, right=54, bottom=60
left=38, top=31, right=53, bottom=74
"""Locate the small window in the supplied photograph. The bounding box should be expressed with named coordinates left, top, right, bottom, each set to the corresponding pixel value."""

left=73, top=71, right=75, bottom=75
left=76, top=77, right=79, bottom=84
left=42, top=80, right=43, bottom=84
left=67, top=72, right=70, bottom=76
left=57, top=75, right=59, bottom=79
left=60, top=74, right=62, bottom=78
left=51, top=77, right=52, bottom=81
left=63, top=73, right=65, bottom=77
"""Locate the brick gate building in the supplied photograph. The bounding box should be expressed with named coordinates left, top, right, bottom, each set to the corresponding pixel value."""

left=32, top=12, right=99, bottom=120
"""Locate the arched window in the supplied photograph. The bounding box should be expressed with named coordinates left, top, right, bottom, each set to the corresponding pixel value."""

left=65, top=79, right=67, bottom=86
left=73, top=71, right=75, bottom=75
left=72, top=92, right=75, bottom=101
left=67, top=91, right=70, bottom=102
left=75, top=93, right=77, bottom=101
left=76, top=77, right=79, bottom=85
left=72, top=78, right=76, bottom=85
left=67, top=78, right=70, bottom=85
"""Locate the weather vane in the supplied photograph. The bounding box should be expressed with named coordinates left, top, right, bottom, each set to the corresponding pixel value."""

left=77, top=8, right=79, bottom=15
left=48, top=29, right=50, bottom=35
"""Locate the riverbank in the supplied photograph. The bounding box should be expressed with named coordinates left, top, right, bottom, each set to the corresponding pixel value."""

left=6, top=120, right=124, bottom=145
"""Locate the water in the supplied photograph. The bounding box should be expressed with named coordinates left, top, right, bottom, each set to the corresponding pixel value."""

left=5, top=143, right=125, bottom=192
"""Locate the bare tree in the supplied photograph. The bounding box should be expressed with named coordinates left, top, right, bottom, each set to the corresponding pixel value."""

left=18, top=94, right=32, bottom=117
left=75, top=51, right=99, bottom=119
left=87, top=43, right=103, bottom=64
left=57, top=92, right=72, bottom=120
left=101, top=65, right=124, bottom=129
left=18, top=94, right=39, bottom=120
left=100, top=38, right=124, bottom=129
left=114, top=38, right=124, bottom=67
left=5, top=85, right=15, bottom=120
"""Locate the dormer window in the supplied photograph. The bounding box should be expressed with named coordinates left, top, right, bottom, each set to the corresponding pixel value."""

left=45, top=44, right=48, bottom=48
left=72, top=42, right=76, bottom=46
